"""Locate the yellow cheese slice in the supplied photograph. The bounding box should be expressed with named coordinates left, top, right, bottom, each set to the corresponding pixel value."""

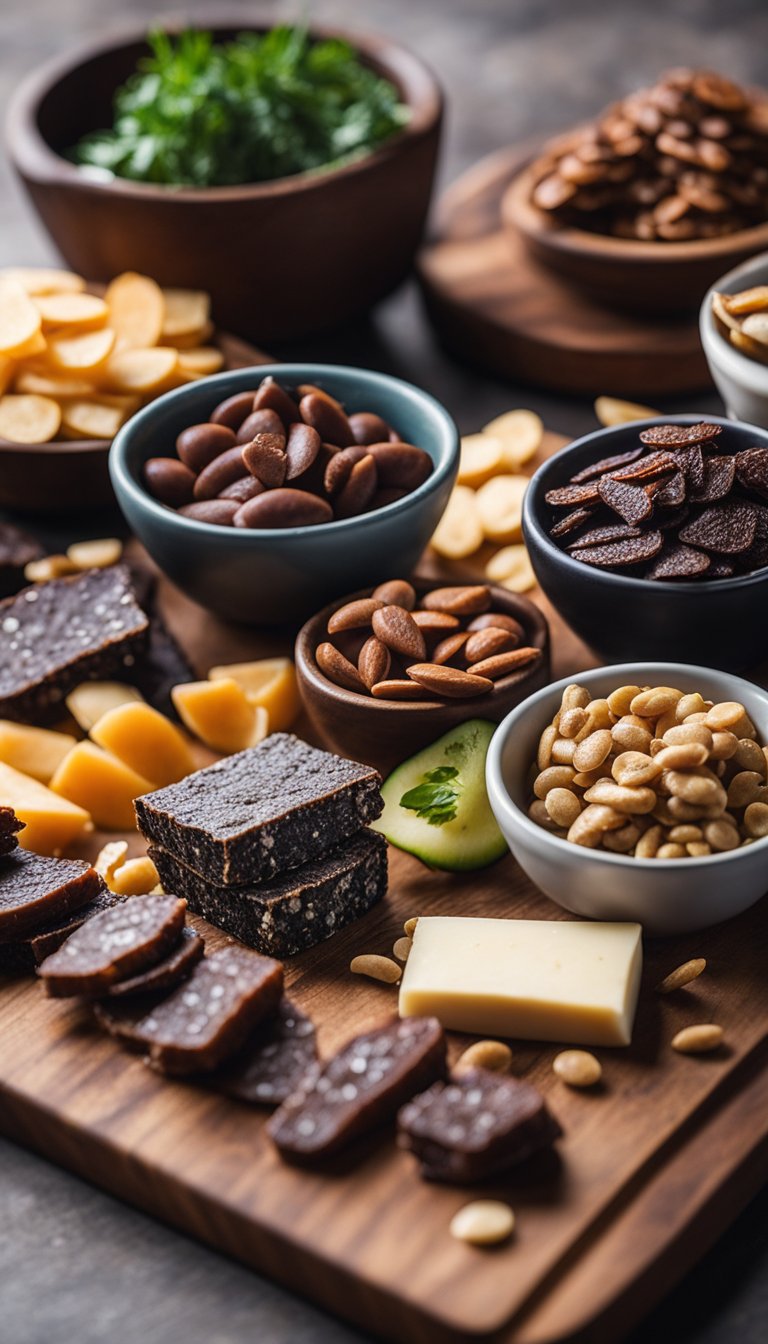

left=49, top=741, right=154, bottom=831
left=172, top=678, right=268, bottom=754
left=0, top=761, right=91, bottom=855
left=90, top=701, right=194, bottom=787
left=0, top=720, right=77, bottom=784
left=208, top=658, right=301, bottom=733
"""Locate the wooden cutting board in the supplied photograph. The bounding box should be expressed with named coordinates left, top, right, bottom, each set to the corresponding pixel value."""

left=417, top=147, right=711, bottom=398
left=1, top=431, right=766, bottom=1344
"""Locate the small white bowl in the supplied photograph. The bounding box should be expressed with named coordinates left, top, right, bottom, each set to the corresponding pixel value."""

left=486, top=663, right=768, bottom=937
left=700, top=249, right=768, bottom=428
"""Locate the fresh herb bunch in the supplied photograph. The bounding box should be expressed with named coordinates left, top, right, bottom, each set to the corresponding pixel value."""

left=400, top=766, right=462, bottom=827
left=73, top=26, right=409, bottom=187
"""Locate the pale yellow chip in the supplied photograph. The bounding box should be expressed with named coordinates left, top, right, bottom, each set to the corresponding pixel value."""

left=14, top=367, right=97, bottom=397
left=740, top=313, right=768, bottom=347
left=160, top=288, right=210, bottom=340
left=13, top=330, right=48, bottom=360
left=104, top=346, right=179, bottom=393
left=485, top=543, right=536, bottom=592
left=105, top=271, right=165, bottom=349
left=457, top=434, right=505, bottom=488
left=0, top=278, right=43, bottom=357
left=430, top=484, right=484, bottom=559
left=47, top=326, right=115, bottom=373
left=594, top=396, right=660, bottom=427
left=60, top=398, right=133, bottom=440
left=482, top=410, right=543, bottom=468
left=34, top=292, right=108, bottom=332
left=110, top=855, right=162, bottom=897
left=95, top=839, right=129, bottom=887
left=475, top=474, right=529, bottom=543
left=0, top=267, right=85, bottom=296
left=0, top=393, right=61, bottom=443
left=67, top=538, right=123, bottom=569
left=711, top=291, right=742, bottom=334
left=65, top=681, right=144, bottom=733
left=722, top=285, right=768, bottom=315
left=178, top=346, right=225, bottom=376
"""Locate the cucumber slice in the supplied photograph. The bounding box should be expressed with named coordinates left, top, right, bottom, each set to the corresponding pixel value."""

left=372, top=719, right=507, bottom=871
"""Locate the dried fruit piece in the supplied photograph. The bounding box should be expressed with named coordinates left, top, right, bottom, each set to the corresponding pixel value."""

left=484, top=544, right=536, bottom=592
left=678, top=501, right=757, bottom=553
left=570, top=447, right=644, bottom=483
left=430, top=485, right=484, bottom=559
left=481, top=409, right=543, bottom=467
left=552, top=1049, right=602, bottom=1087
left=671, top=1023, right=723, bottom=1054
left=598, top=476, right=654, bottom=524
left=475, top=474, right=529, bottom=542
left=639, top=422, right=722, bottom=447
left=689, top=455, right=736, bottom=503
left=349, top=953, right=402, bottom=983
left=646, top=542, right=711, bottom=579
left=457, top=433, right=505, bottom=488
left=735, top=447, right=768, bottom=497
left=570, top=531, right=663, bottom=568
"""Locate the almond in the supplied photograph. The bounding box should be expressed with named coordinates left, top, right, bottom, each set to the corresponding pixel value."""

left=411, top=610, right=461, bottom=632
left=466, top=611, right=524, bottom=638
left=241, top=432, right=287, bottom=487
left=371, top=679, right=430, bottom=700
left=372, top=578, right=416, bottom=609
left=234, top=489, right=332, bottom=528
left=334, top=454, right=377, bottom=518
left=420, top=585, right=491, bottom=616
left=324, top=445, right=369, bottom=495
left=372, top=605, right=427, bottom=661
left=464, top=626, right=516, bottom=663
left=405, top=663, right=493, bottom=698
left=300, top=391, right=355, bottom=446
left=469, top=647, right=543, bottom=679
left=327, top=597, right=384, bottom=634
left=284, top=422, right=321, bottom=480
left=432, top=631, right=470, bottom=665
left=357, top=635, right=391, bottom=689
left=367, top=442, right=432, bottom=489
left=316, top=641, right=365, bottom=692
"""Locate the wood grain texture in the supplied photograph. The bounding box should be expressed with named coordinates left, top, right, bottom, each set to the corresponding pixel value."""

left=418, top=148, right=712, bottom=398
left=0, top=442, right=766, bottom=1342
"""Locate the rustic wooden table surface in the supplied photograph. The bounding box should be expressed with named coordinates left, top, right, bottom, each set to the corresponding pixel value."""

left=0, top=2, right=766, bottom=1342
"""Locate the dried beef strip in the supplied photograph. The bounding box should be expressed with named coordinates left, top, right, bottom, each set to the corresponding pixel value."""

left=549, top=507, right=595, bottom=538
left=678, top=501, right=757, bottom=554
left=135, top=734, right=383, bottom=886
left=106, top=927, right=204, bottom=998
left=597, top=476, right=654, bottom=525
left=206, top=998, right=318, bottom=1106
left=267, top=1016, right=446, bottom=1164
left=39, top=894, right=187, bottom=997
left=397, top=1067, right=562, bottom=1183
left=0, top=890, right=120, bottom=975
left=0, top=849, right=104, bottom=941
left=639, top=422, right=722, bottom=447
left=569, top=447, right=643, bottom=483
left=646, top=542, right=712, bottom=580
left=689, top=455, right=736, bottom=503
left=566, top=522, right=641, bottom=548
left=735, top=446, right=768, bottom=497
left=570, top=531, right=663, bottom=568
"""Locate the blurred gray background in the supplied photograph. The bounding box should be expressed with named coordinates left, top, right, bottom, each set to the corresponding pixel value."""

left=1, top=2, right=767, bottom=1342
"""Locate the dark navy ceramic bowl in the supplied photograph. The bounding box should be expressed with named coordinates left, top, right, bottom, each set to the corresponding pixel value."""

left=523, top=412, right=768, bottom=671
left=110, top=363, right=458, bottom=626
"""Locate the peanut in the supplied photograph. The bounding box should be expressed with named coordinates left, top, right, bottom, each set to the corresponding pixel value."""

left=630, top=686, right=683, bottom=717
left=671, top=1023, right=724, bottom=1054
left=611, top=751, right=661, bottom=787
left=456, top=1040, right=512, bottom=1074
left=654, top=742, right=709, bottom=770
left=583, top=780, right=657, bottom=814
left=533, top=765, right=577, bottom=798
left=544, top=787, right=582, bottom=828
left=450, top=1201, right=515, bottom=1246
left=657, top=957, right=706, bottom=993
left=561, top=684, right=590, bottom=711
left=350, top=954, right=402, bottom=984
left=392, top=936, right=413, bottom=962
left=656, top=842, right=687, bottom=859
left=403, top=917, right=419, bottom=938
left=704, top=819, right=740, bottom=851
left=744, top=801, right=768, bottom=837
left=607, top=684, right=643, bottom=716
left=567, top=803, right=624, bottom=847
left=551, top=737, right=577, bottom=764
left=727, top=771, right=763, bottom=808
left=705, top=702, right=745, bottom=731
left=572, top=729, right=613, bottom=772
left=553, top=1049, right=602, bottom=1087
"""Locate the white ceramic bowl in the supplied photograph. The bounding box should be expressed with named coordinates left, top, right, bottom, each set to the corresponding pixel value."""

left=486, top=662, right=768, bottom=937
left=700, top=250, right=768, bottom=427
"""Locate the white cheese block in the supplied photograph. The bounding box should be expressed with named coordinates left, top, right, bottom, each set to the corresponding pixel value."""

left=399, top=916, right=642, bottom=1047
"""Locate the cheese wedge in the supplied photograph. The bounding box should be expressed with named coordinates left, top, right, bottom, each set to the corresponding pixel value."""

left=50, top=741, right=154, bottom=831
left=399, top=916, right=642, bottom=1047
left=90, top=701, right=194, bottom=787
left=208, top=658, right=300, bottom=733
left=0, top=720, right=77, bottom=783
left=0, top=761, right=91, bottom=855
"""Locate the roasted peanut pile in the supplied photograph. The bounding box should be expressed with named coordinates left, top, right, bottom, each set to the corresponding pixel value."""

left=712, top=285, right=768, bottom=366
left=529, top=682, right=768, bottom=857
left=317, top=580, right=542, bottom=701
left=530, top=69, right=768, bottom=242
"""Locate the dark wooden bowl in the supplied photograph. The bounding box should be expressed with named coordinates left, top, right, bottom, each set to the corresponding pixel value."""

left=0, top=330, right=268, bottom=516
left=7, top=19, right=443, bottom=344
left=295, top=579, right=551, bottom=777
left=502, top=146, right=768, bottom=316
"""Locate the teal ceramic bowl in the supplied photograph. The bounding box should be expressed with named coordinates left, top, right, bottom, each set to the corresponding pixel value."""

left=110, top=363, right=459, bottom=625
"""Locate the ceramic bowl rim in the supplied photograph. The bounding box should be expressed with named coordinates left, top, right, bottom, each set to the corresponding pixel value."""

left=486, top=660, right=768, bottom=872
left=523, top=412, right=768, bottom=595
left=110, top=362, right=459, bottom=541
left=295, top=579, right=550, bottom=716
left=699, top=248, right=768, bottom=394
left=6, top=19, right=443, bottom=202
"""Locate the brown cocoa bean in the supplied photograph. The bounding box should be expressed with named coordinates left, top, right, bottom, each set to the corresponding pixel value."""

left=143, top=457, right=196, bottom=508
left=349, top=412, right=393, bottom=445
left=421, top=585, right=491, bottom=616
left=219, top=475, right=265, bottom=504
left=411, top=610, right=461, bottom=632
left=372, top=605, right=427, bottom=661
left=327, top=598, right=384, bottom=634
left=324, top=446, right=369, bottom=496
left=209, top=391, right=257, bottom=431
left=300, top=391, right=355, bottom=447
left=466, top=612, right=525, bottom=640
left=367, top=443, right=433, bottom=489
left=241, top=432, right=287, bottom=487
left=285, top=422, right=321, bottom=480
left=470, top=647, right=543, bottom=679
left=465, top=626, right=517, bottom=663
left=252, top=376, right=299, bottom=427
left=372, top=579, right=416, bottom=609
left=176, top=423, right=236, bottom=472
left=179, top=499, right=239, bottom=526
left=234, top=489, right=333, bottom=529
left=316, top=642, right=365, bottom=692
left=194, top=446, right=250, bottom=500
left=371, top=679, right=430, bottom=700
left=432, top=632, right=470, bottom=665
left=405, top=663, right=493, bottom=698
left=334, top=455, right=378, bottom=518
left=236, top=408, right=285, bottom=444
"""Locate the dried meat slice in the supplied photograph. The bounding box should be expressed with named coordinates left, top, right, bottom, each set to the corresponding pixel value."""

left=597, top=476, right=654, bottom=524
left=738, top=502, right=768, bottom=572
left=689, top=455, right=736, bottom=503
left=569, top=531, right=663, bottom=569
left=0, top=849, right=104, bottom=941
left=735, top=446, right=768, bottom=498
left=136, top=946, right=283, bottom=1075
left=544, top=482, right=601, bottom=508
left=397, top=1067, right=562, bottom=1183
left=653, top=469, right=686, bottom=508
left=0, top=805, right=23, bottom=856
left=609, top=451, right=676, bottom=482
left=639, top=422, right=722, bottom=448
left=267, top=1016, right=446, bottom=1164
left=646, top=542, right=712, bottom=580
left=569, top=447, right=644, bottom=483
left=678, top=501, right=757, bottom=554
left=39, top=893, right=187, bottom=997
left=566, top=522, right=641, bottom=548
left=549, top=507, right=595, bottom=539
left=673, top=445, right=705, bottom=493
left=0, top=889, right=120, bottom=974
left=106, top=927, right=204, bottom=998
left=206, top=998, right=318, bottom=1107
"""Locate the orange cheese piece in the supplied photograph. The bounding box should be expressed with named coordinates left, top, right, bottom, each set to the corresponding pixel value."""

left=171, top=679, right=268, bottom=754
left=90, top=701, right=194, bottom=787
left=0, top=761, right=91, bottom=855
left=0, top=720, right=77, bottom=784
left=49, top=741, right=154, bottom=831
left=208, top=658, right=301, bottom=733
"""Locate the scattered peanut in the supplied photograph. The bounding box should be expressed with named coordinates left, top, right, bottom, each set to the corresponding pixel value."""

left=656, top=958, right=707, bottom=994
left=553, top=1050, right=602, bottom=1087
left=455, top=1040, right=512, bottom=1074
left=403, top=917, right=419, bottom=938
left=671, top=1023, right=724, bottom=1054
left=450, top=1200, right=515, bottom=1246
left=392, top=936, right=413, bottom=963
left=349, top=954, right=402, bottom=984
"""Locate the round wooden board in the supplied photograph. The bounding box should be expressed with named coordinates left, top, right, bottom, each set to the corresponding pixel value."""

left=417, top=147, right=712, bottom=398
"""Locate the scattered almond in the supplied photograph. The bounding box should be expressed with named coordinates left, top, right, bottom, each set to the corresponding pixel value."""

left=656, top=958, right=707, bottom=993
left=553, top=1049, right=602, bottom=1087
left=349, top=954, right=402, bottom=984
left=450, top=1200, right=515, bottom=1246
left=455, top=1040, right=512, bottom=1074
left=671, top=1023, right=724, bottom=1054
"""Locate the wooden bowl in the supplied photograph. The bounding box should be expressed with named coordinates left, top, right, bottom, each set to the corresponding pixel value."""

left=502, top=149, right=768, bottom=316
left=295, top=579, right=550, bottom=776
left=7, top=20, right=442, bottom=344
left=0, top=331, right=268, bottom=516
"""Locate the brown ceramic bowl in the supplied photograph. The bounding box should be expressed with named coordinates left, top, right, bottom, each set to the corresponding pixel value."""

left=295, top=579, right=551, bottom=776
left=502, top=142, right=768, bottom=316
left=7, top=19, right=442, bottom=344
left=0, top=330, right=267, bottom=516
